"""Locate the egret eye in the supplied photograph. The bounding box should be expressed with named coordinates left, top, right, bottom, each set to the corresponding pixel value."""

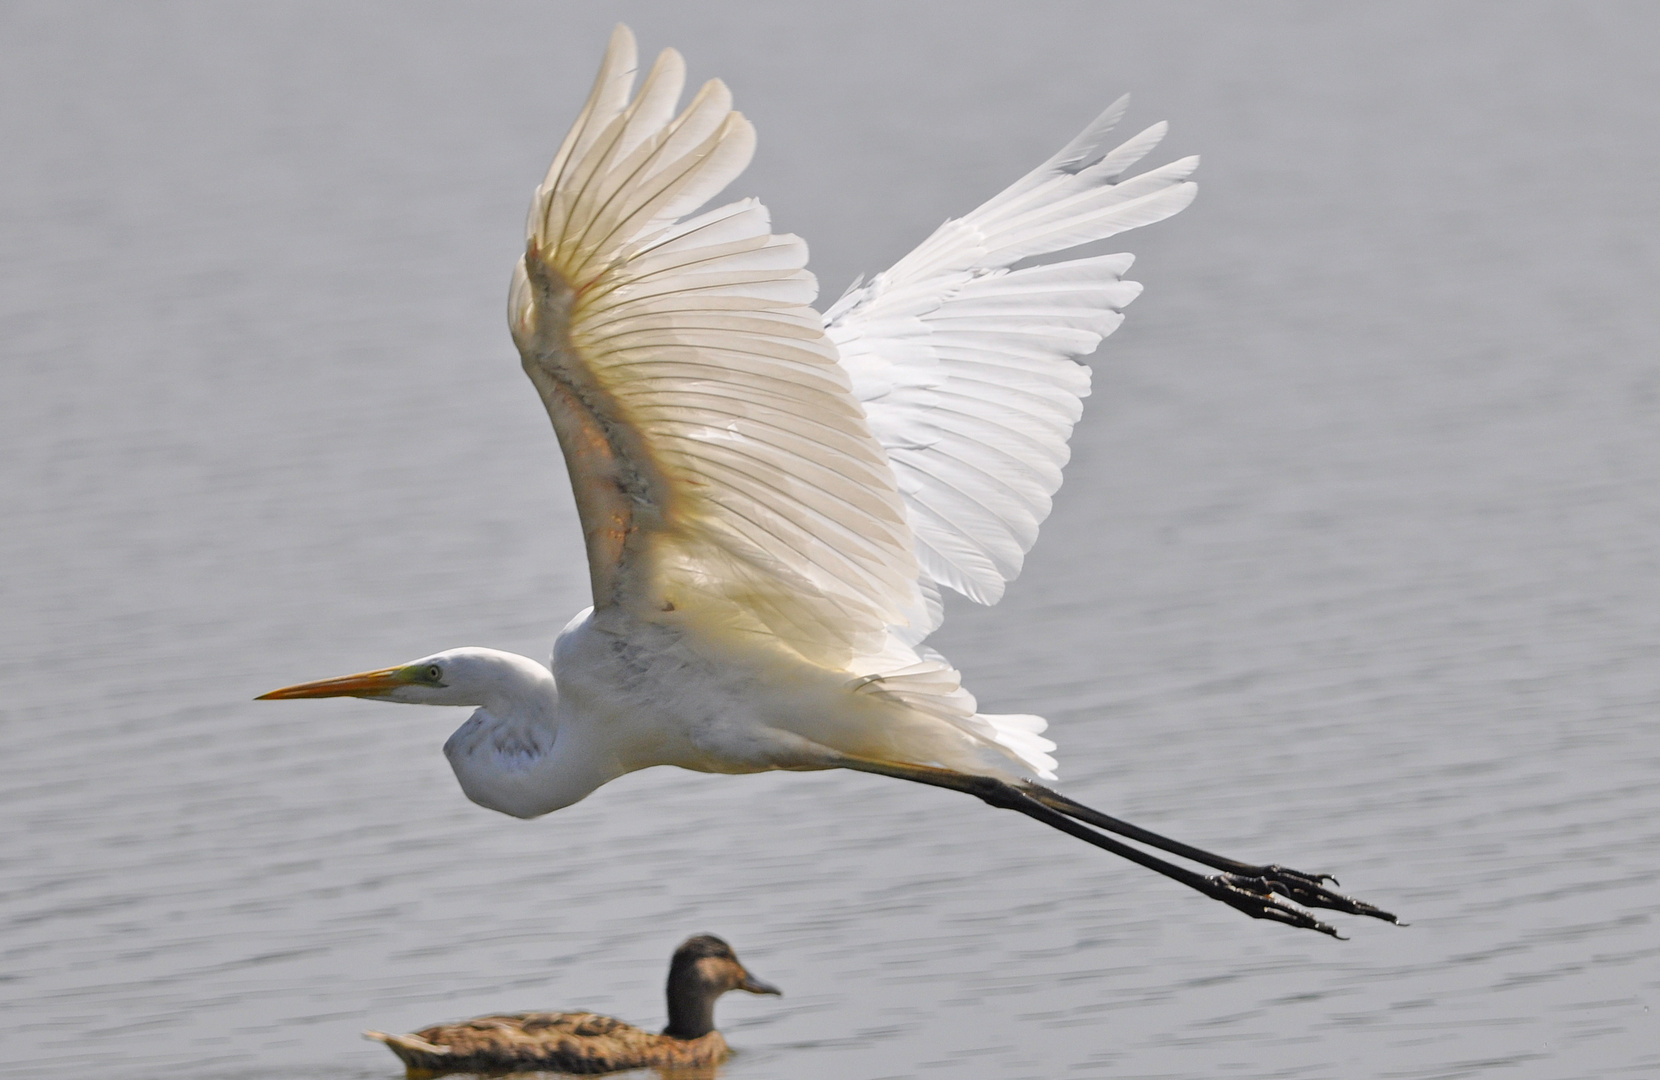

left=426, top=664, right=443, bottom=682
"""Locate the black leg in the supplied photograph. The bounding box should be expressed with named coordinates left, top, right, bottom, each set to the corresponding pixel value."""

left=834, top=757, right=1398, bottom=936
left=1021, top=782, right=1400, bottom=924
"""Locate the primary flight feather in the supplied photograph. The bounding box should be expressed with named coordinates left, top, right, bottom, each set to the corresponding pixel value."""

left=262, top=25, right=1396, bottom=937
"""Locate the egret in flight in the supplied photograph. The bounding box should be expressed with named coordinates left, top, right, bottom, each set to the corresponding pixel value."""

left=262, top=26, right=1395, bottom=936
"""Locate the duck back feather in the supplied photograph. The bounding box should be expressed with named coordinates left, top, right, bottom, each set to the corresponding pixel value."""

left=367, top=1013, right=728, bottom=1076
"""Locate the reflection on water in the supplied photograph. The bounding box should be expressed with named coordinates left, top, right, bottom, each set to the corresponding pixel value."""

left=3, top=3, right=1657, bottom=1079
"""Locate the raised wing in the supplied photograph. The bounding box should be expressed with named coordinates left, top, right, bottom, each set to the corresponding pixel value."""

left=826, top=98, right=1197, bottom=619
left=511, top=27, right=922, bottom=668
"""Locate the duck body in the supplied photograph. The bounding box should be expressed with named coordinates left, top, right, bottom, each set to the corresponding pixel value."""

left=365, top=935, right=778, bottom=1078
left=367, top=1011, right=728, bottom=1076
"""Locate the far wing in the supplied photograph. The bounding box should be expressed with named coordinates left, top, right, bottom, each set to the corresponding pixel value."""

left=826, top=98, right=1197, bottom=620
left=511, top=27, right=922, bottom=668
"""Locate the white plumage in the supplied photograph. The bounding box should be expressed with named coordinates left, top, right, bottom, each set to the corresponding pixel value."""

left=262, top=26, right=1396, bottom=936
left=829, top=95, right=1195, bottom=610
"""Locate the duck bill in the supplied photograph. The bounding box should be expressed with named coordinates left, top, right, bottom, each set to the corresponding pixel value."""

left=738, top=970, right=782, bottom=996
left=256, top=666, right=415, bottom=700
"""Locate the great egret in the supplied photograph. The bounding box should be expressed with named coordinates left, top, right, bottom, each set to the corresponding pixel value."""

left=262, top=26, right=1395, bottom=936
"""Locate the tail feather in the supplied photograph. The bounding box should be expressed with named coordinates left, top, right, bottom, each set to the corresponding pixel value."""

left=851, top=637, right=1059, bottom=779
left=364, top=1029, right=453, bottom=1069
left=364, top=1030, right=449, bottom=1052
left=981, top=712, right=1059, bottom=779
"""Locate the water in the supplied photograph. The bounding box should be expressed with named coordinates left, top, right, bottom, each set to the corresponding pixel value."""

left=3, top=2, right=1657, bottom=1077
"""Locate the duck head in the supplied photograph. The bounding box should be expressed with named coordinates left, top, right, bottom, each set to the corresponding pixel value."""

left=662, top=934, right=780, bottom=1040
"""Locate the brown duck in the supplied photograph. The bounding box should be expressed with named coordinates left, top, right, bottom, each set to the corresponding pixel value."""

left=365, top=935, right=780, bottom=1076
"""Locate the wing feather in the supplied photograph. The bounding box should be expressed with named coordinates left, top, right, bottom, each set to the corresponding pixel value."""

left=513, top=26, right=921, bottom=666
left=827, top=102, right=1197, bottom=615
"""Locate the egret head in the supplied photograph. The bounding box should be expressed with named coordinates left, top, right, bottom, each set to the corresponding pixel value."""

left=257, top=647, right=554, bottom=711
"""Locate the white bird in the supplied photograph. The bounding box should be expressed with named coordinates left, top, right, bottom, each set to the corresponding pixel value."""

left=261, top=25, right=1394, bottom=936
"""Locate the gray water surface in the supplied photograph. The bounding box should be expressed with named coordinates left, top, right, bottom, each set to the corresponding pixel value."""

left=3, top=3, right=1658, bottom=1078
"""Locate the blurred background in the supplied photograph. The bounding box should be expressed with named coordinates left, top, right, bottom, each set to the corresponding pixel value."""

left=2, top=2, right=1656, bottom=1077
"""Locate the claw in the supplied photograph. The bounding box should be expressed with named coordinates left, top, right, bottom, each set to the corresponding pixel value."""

left=1202, top=873, right=1343, bottom=938
left=1233, top=867, right=1400, bottom=924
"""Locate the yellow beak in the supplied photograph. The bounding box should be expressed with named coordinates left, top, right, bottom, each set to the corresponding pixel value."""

left=256, top=666, right=417, bottom=700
